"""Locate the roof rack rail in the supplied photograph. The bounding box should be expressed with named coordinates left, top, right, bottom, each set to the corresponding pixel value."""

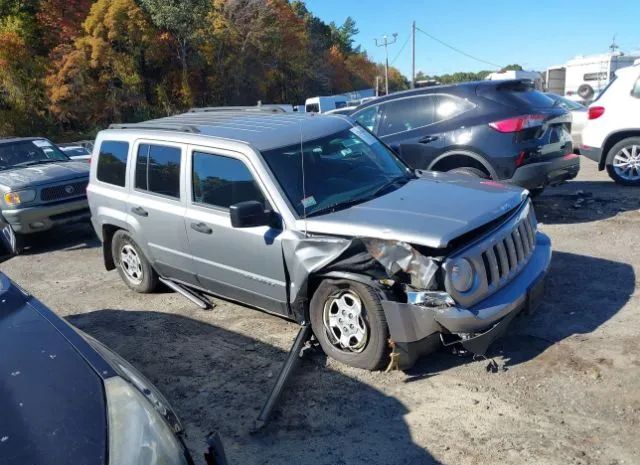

left=108, top=123, right=200, bottom=133
left=188, top=106, right=285, bottom=114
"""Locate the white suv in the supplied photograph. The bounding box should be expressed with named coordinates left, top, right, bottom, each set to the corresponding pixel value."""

left=581, top=64, right=640, bottom=185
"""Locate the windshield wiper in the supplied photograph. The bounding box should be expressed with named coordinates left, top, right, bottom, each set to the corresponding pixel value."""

left=307, top=176, right=412, bottom=217
left=13, top=159, right=61, bottom=168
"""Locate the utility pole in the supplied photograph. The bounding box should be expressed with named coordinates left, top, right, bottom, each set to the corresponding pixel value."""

left=411, top=21, right=416, bottom=89
left=375, top=33, right=398, bottom=95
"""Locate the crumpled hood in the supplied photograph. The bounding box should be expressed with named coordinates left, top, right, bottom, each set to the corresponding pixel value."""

left=0, top=274, right=107, bottom=465
left=0, top=161, right=89, bottom=191
left=301, top=171, right=528, bottom=249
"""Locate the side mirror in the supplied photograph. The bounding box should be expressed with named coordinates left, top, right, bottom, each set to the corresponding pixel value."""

left=230, top=201, right=270, bottom=228
left=0, top=221, right=16, bottom=263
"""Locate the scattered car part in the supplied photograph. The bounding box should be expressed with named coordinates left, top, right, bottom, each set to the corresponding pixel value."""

left=160, top=277, right=214, bottom=310
left=253, top=324, right=312, bottom=431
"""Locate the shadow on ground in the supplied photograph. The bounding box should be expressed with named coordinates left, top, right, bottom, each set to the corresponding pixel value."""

left=67, top=309, right=441, bottom=465
left=406, top=250, right=635, bottom=377
left=533, top=180, right=640, bottom=225
left=20, top=223, right=98, bottom=255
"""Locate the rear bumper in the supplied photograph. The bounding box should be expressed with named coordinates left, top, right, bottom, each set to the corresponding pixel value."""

left=2, top=198, right=90, bottom=234
left=382, top=232, right=552, bottom=368
left=579, top=146, right=603, bottom=164
left=507, top=154, right=580, bottom=190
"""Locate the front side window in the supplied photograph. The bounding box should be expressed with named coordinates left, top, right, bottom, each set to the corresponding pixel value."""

left=192, top=152, right=265, bottom=209
left=135, top=144, right=181, bottom=199
left=96, top=141, right=129, bottom=187
left=261, top=126, right=411, bottom=217
left=0, top=139, right=69, bottom=172
left=378, top=95, right=437, bottom=136
left=353, top=106, right=379, bottom=132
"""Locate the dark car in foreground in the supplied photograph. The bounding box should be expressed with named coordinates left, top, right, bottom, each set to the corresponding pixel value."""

left=0, top=222, right=226, bottom=464
left=349, top=79, right=580, bottom=194
left=0, top=137, right=91, bottom=250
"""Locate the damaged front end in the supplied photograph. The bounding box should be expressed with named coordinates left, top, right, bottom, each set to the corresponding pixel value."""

left=284, top=199, right=551, bottom=370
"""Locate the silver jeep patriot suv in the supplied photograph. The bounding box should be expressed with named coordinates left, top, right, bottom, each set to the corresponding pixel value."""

left=87, top=109, right=551, bottom=370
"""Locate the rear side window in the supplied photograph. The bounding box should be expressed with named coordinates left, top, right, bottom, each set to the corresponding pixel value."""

left=135, top=144, right=181, bottom=199
left=96, top=141, right=129, bottom=187
left=506, top=89, right=555, bottom=108
left=192, top=152, right=265, bottom=209
left=378, top=95, right=437, bottom=137
left=434, top=95, right=474, bottom=121
left=353, top=106, right=379, bottom=132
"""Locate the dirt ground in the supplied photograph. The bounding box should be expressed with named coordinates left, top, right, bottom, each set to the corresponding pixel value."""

left=2, top=161, right=639, bottom=465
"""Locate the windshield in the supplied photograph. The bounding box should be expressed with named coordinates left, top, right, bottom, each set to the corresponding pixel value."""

left=261, top=126, right=411, bottom=217
left=0, top=139, right=69, bottom=170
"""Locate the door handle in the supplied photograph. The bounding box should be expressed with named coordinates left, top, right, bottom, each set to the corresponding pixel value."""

left=418, top=135, right=439, bottom=144
left=131, top=206, right=148, bottom=217
left=190, top=222, right=213, bottom=235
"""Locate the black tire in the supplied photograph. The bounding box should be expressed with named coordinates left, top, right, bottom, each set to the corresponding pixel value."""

left=447, top=166, right=490, bottom=179
left=13, top=232, right=26, bottom=254
left=310, top=279, right=390, bottom=371
left=111, top=230, right=159, bottom=293
left=605, top=137, right=640, bottom=186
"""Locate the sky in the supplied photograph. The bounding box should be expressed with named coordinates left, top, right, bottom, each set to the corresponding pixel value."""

left=305, top=0, right=640, bottom=78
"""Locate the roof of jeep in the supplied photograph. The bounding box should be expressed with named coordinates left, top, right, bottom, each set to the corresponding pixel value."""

left=106, top=109, right=352, bottom=151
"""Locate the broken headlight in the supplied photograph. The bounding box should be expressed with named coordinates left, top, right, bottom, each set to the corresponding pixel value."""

left=450, top=258, right=475, bottom=292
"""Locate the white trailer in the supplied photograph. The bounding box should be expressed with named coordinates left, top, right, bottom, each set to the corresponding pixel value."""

left=545, top=52, right=640, bottom=103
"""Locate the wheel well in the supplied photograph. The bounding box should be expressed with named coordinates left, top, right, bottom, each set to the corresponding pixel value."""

left=102, top=224, right=122, bottom=271
left=430, top=154, right=493, bottom=178
left=600, top=130, right=640, bottom=169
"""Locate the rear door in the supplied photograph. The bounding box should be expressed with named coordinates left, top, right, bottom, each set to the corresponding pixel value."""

left=184, top=145, right=288, bottom=314
left=126, top=140, right=197, bottom=285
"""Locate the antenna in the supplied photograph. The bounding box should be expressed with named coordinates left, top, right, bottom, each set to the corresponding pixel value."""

left=609, top=34, right=619, bottom=53
left=299, top=120, right=308, bottom=237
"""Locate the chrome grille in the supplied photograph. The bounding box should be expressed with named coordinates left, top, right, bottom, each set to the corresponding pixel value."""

left=444, top=201, right=537, bottom=307
left=40, top=180, right=88, bottom=202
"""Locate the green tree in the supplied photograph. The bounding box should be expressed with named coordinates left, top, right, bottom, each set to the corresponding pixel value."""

left=138, top=0, right=210, bottom=105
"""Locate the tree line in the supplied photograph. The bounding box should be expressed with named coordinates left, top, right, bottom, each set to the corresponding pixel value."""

left=0, top=0, right=409, bottom=140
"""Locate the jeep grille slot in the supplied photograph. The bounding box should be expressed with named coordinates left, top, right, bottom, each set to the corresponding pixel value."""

left=444, top=201, right=537, bottom=308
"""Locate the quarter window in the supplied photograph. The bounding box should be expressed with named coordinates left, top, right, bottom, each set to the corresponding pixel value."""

left=135, top=144, right=181, bottom=199
left=632, top=77, right=640, bottom=99
left=96, top=141, right=129, bottom=187
left=378, top=95, right=437, bottom=137
left=192, top=152, right=265, bottom=209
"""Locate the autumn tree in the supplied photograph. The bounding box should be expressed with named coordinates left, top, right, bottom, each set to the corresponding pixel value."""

left=36, top=0, right=92, bottom=48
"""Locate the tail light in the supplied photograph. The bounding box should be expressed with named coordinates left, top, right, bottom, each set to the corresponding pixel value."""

left=588, top=106, right=605, bottom=120
left=489, top=114, right=545, bottom=133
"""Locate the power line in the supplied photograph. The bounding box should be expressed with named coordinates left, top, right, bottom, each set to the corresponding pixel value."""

left=391, top=30, right=411, bottom=65
left=415, top=26, right=503, bottom=69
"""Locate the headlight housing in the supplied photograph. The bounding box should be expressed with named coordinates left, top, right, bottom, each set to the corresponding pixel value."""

left=450, top=258, right=475, bottom=293
left=4, top=189, right=36, bottom=206
left=105, top=377, right=190, bottom=465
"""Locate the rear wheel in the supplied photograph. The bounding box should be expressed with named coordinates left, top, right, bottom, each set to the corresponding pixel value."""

left=310, top=280, right=389, bottom=371
left=447, top=166, right=490, bottom=179
left=112, top=230, right=159, bottom=293
left=605, top=137, right=640, bottom=186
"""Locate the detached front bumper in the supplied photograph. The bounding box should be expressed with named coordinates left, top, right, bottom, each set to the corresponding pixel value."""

left=2, top=198, right=90, bottom=234
left=382, top=232, right=552, bottom=368
left=507, top=154, right=580, bottom=190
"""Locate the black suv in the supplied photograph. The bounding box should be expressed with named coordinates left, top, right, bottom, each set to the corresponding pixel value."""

left=350, top=80, right=580, bottom=193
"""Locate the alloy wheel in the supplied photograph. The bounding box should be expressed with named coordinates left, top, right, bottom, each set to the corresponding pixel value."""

left=323, top=290, right=368, bottom=353
left=612, top=145, right=640, bottom=182
left=120, top=244, right=143, bottom=285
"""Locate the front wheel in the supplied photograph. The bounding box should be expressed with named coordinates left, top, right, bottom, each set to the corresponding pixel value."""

left=605, top=137, right=640, bottom=186
left=310, top=280, right=390, bottom=371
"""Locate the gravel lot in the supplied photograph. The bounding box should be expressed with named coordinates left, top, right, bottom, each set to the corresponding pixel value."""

left=2, top=161, right=639, bottom=465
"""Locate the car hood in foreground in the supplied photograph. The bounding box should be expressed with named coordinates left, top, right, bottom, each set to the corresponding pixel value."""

left=0, top=274, right=107, bottom=465
left=0, top=161, right=90, bottom=190
left=301, top=171, right=528, bottom=249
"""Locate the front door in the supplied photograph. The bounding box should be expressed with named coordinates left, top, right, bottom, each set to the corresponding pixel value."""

left=126, top=140, right=197, bottom=285
left=184, top=146, right=288, bottom=314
